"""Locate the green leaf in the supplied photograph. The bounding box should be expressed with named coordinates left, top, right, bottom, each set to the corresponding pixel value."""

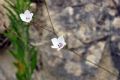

left=4, top=0, right=37, bottom=80
left=15, top=38, right=25, bottom=60
left=7, top=15, right=18, bottom=31
left=4, top=31, right=17, bottom=44
left=16, top=72, right=26, bottom=80
left=29, top=47, right=37, bottom=73
left=9, top=49, right=18, bottom=59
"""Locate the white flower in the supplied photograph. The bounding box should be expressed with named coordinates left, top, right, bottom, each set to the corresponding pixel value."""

left=20, top=10, right=33, bottom=23
left=51, top=36, right=66, bottom=51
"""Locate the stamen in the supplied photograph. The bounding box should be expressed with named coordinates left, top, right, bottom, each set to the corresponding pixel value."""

left=58, top=43, right=63, bottom=48
left=26, top=17, right=30, bottom=20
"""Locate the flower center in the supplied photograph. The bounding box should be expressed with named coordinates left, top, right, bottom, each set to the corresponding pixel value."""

left=58, top=43, right=63, bottom=48
left=26, top=17, right=30, bottom=20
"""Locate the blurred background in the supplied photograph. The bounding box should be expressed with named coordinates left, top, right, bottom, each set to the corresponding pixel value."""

left=0, top=0, right=120, bottom=80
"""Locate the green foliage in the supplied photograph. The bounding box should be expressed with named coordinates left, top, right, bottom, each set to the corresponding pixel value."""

left=4, top=0, right=37, bottom=80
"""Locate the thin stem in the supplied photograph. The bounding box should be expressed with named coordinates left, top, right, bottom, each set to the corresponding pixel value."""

left=44, top=0, right=58, bottom=37
left=70, top=50, right=117, bottom=77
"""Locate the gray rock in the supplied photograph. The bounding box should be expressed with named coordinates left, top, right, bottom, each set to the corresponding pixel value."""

left=38, top=0, right=119, bottom=80
left=112, top=17, right=120, bottom=29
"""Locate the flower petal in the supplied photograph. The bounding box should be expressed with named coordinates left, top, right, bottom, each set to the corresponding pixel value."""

left=20, top=14, right=26, bottom=22
left=24, top=10, right=30, bottom=14
left=51, top=45, right=58, bottom=48
left=58, top=36, right=66, bottom=45
left=51, top=38, right=59, bottom=46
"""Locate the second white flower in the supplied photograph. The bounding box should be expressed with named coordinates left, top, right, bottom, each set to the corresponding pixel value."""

left=51, top=36, right=66, bottom=51
left=20, top=10, right=33, bottom=23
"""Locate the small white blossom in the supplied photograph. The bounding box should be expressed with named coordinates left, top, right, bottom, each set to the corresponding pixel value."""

left=20, top=10, right=33, bottom=23
left=51, top=36, right=66, bottom=51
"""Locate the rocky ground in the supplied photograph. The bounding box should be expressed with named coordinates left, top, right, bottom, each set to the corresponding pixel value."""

left=0, top=0, right=120, bottom=80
